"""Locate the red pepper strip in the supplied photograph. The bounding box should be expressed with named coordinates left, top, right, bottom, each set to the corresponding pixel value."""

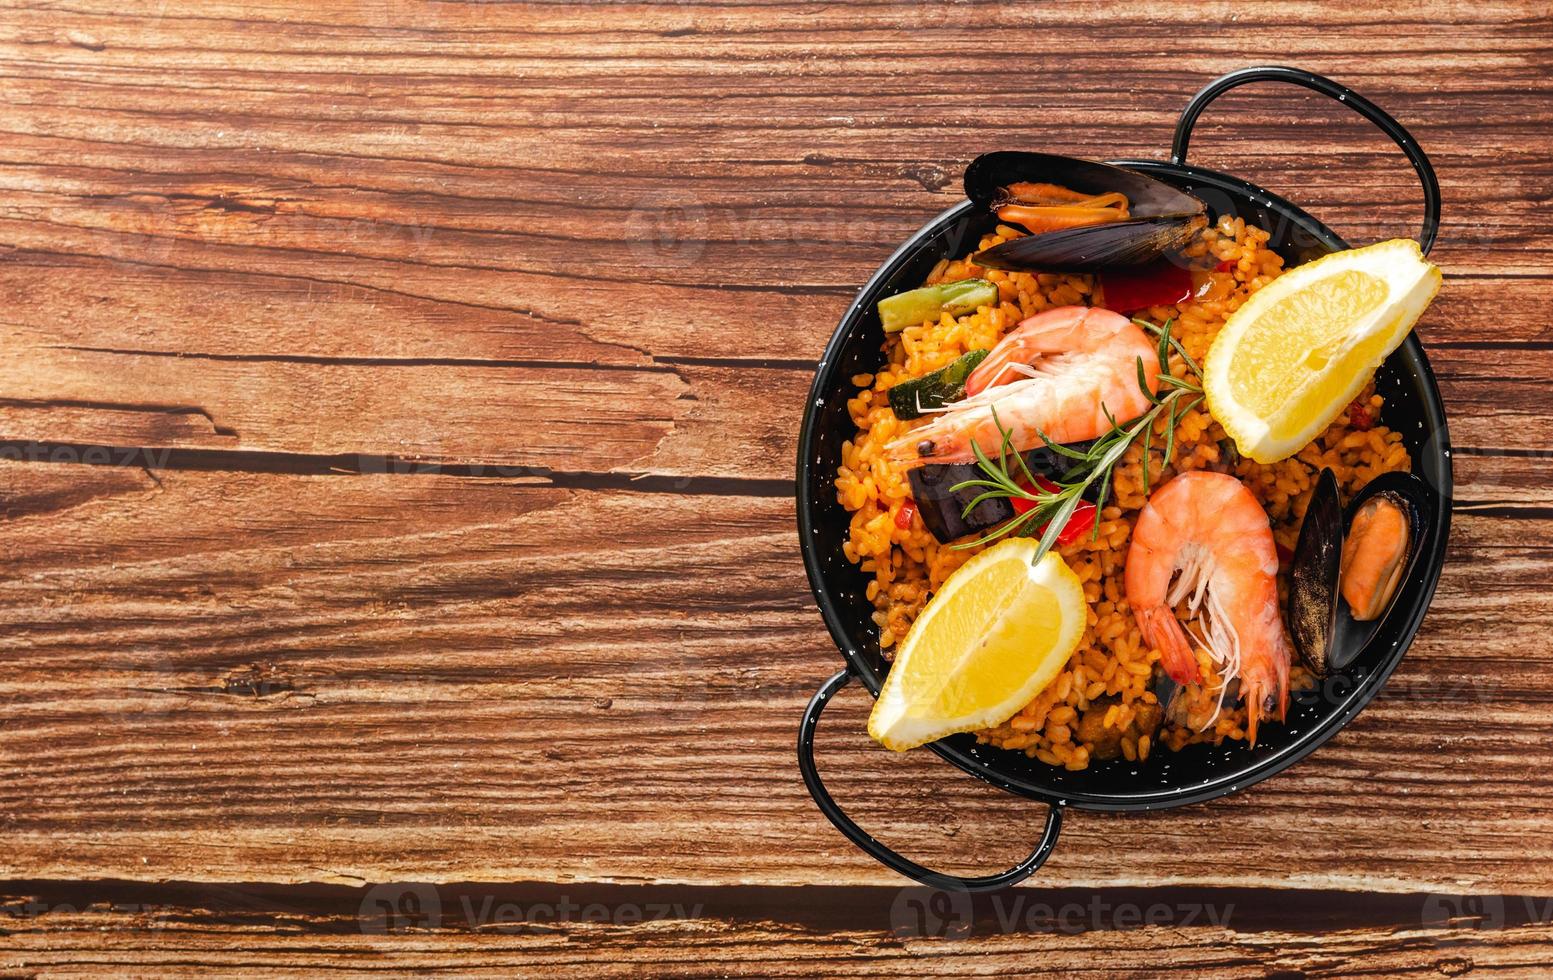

left=1347, top=399, right=1374, bottom=431
left=1215, top=258, right=1235, bottom=272
left=1010, top=475, right=1098, bottom=546
left=895, top=498, right=917, bottom=529
left=1098, top=259, right=1194, bottom=313
left=1055, top=502, right=1098, bottom=546
left=1009, top=473, right=1051, bottom=516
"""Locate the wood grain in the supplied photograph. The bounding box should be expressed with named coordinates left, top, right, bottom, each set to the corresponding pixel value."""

left=0, top=1, right=1550, bottom=476
left=3, top=881, right=1551, bottom=977
left=1, top=455, right=1551, bottom=892
left=2, top=0, right=1552, bottom=972
left=1, top=256, right=1549, bottom=473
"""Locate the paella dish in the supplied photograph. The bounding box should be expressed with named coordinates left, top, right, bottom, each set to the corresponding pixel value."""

left=837, top=154, right=1442, bottom=771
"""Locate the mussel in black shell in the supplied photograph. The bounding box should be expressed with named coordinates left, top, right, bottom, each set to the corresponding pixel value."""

left=1289, top=469, right=1343, bottom=677
left=963, top=152, right=1206, bottom=273
left=1289, top=468, right=1431, bottom=676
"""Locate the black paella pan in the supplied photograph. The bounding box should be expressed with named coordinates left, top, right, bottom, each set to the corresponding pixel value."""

left=793, top=66, right=1451, bottom=891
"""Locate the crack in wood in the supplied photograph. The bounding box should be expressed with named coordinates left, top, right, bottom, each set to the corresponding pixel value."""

left=0, top=397, right=238, bottom=438
left=1454, top=446, right=1553, bottom=459
left=0, top=437, right=1545, bottom=509
left=0, top=439, right=795, bottom=496
left=1452, top=501, right=1553, bottom=518
left=0, top=880, right=1546, bottom=935
left=48, top=345, right=685, bottom=373
left=131, top=664, right=306, bottom=702
left=655, top=354, right=817, bottom=370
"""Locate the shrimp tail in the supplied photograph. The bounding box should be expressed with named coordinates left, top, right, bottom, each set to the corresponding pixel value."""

left=1241, top=663, right=1290, bottom=747
left=1136, top=604, right=1199, bottom=685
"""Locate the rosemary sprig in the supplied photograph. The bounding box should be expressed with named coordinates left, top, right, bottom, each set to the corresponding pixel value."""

left=947, top=317, right=1203, bottom=562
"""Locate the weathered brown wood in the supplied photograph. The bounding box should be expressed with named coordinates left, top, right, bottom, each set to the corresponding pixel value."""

left=4, top=880, right=1553, bottom=977
left=0, top=1, right=1549, bottom=478
left=3, top=0, right=1552, bottom=972
left=0, top=279, right=1547, bottom=475
left=0, top=456, right=1550, bottom=892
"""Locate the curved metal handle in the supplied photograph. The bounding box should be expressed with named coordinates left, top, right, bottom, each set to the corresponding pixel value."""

left=1171, top=65, right=1439, bottom=255
left=796, top=668, right=1063, bottom=892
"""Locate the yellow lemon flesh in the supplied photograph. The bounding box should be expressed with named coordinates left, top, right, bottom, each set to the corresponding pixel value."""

left=1204, top=238, right=1442, bottom=464
left=868, top=542, right=1086, bottom=752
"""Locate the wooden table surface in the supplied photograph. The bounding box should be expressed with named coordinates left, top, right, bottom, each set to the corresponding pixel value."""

left=3, top=1, right=1552, bottom=974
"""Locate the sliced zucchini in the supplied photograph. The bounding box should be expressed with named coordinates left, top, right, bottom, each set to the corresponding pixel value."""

left=878, top=278, right=999, bottom=333
left=888, top=349, right=989, bottom=420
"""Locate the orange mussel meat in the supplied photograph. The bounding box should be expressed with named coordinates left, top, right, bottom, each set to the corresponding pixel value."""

left=1339, top=495, right=1412, bottom=621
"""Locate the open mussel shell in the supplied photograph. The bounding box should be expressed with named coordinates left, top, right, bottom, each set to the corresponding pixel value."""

left=973, top=216, right=1201, bottom=273
left=962, top=151, right=1205, bottom=272
left=1289, top=469, right=1432, bottom=677
left=963, top=151, right=1204, bottom=216
left=1328, top=471, right=1432, bottom=671
left=1289, top=468, right=1343, bottom=677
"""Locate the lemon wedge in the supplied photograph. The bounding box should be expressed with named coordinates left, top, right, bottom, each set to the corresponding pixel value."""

left=868, top=541, right=1086, bottom=752
left=1203, top=238, right=1442, bottom=464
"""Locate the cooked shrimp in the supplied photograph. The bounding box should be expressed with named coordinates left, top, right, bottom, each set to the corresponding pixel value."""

left=1124, top=471, right=1292, bottom=744
left=885, top=306, right=1159, bottom=469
